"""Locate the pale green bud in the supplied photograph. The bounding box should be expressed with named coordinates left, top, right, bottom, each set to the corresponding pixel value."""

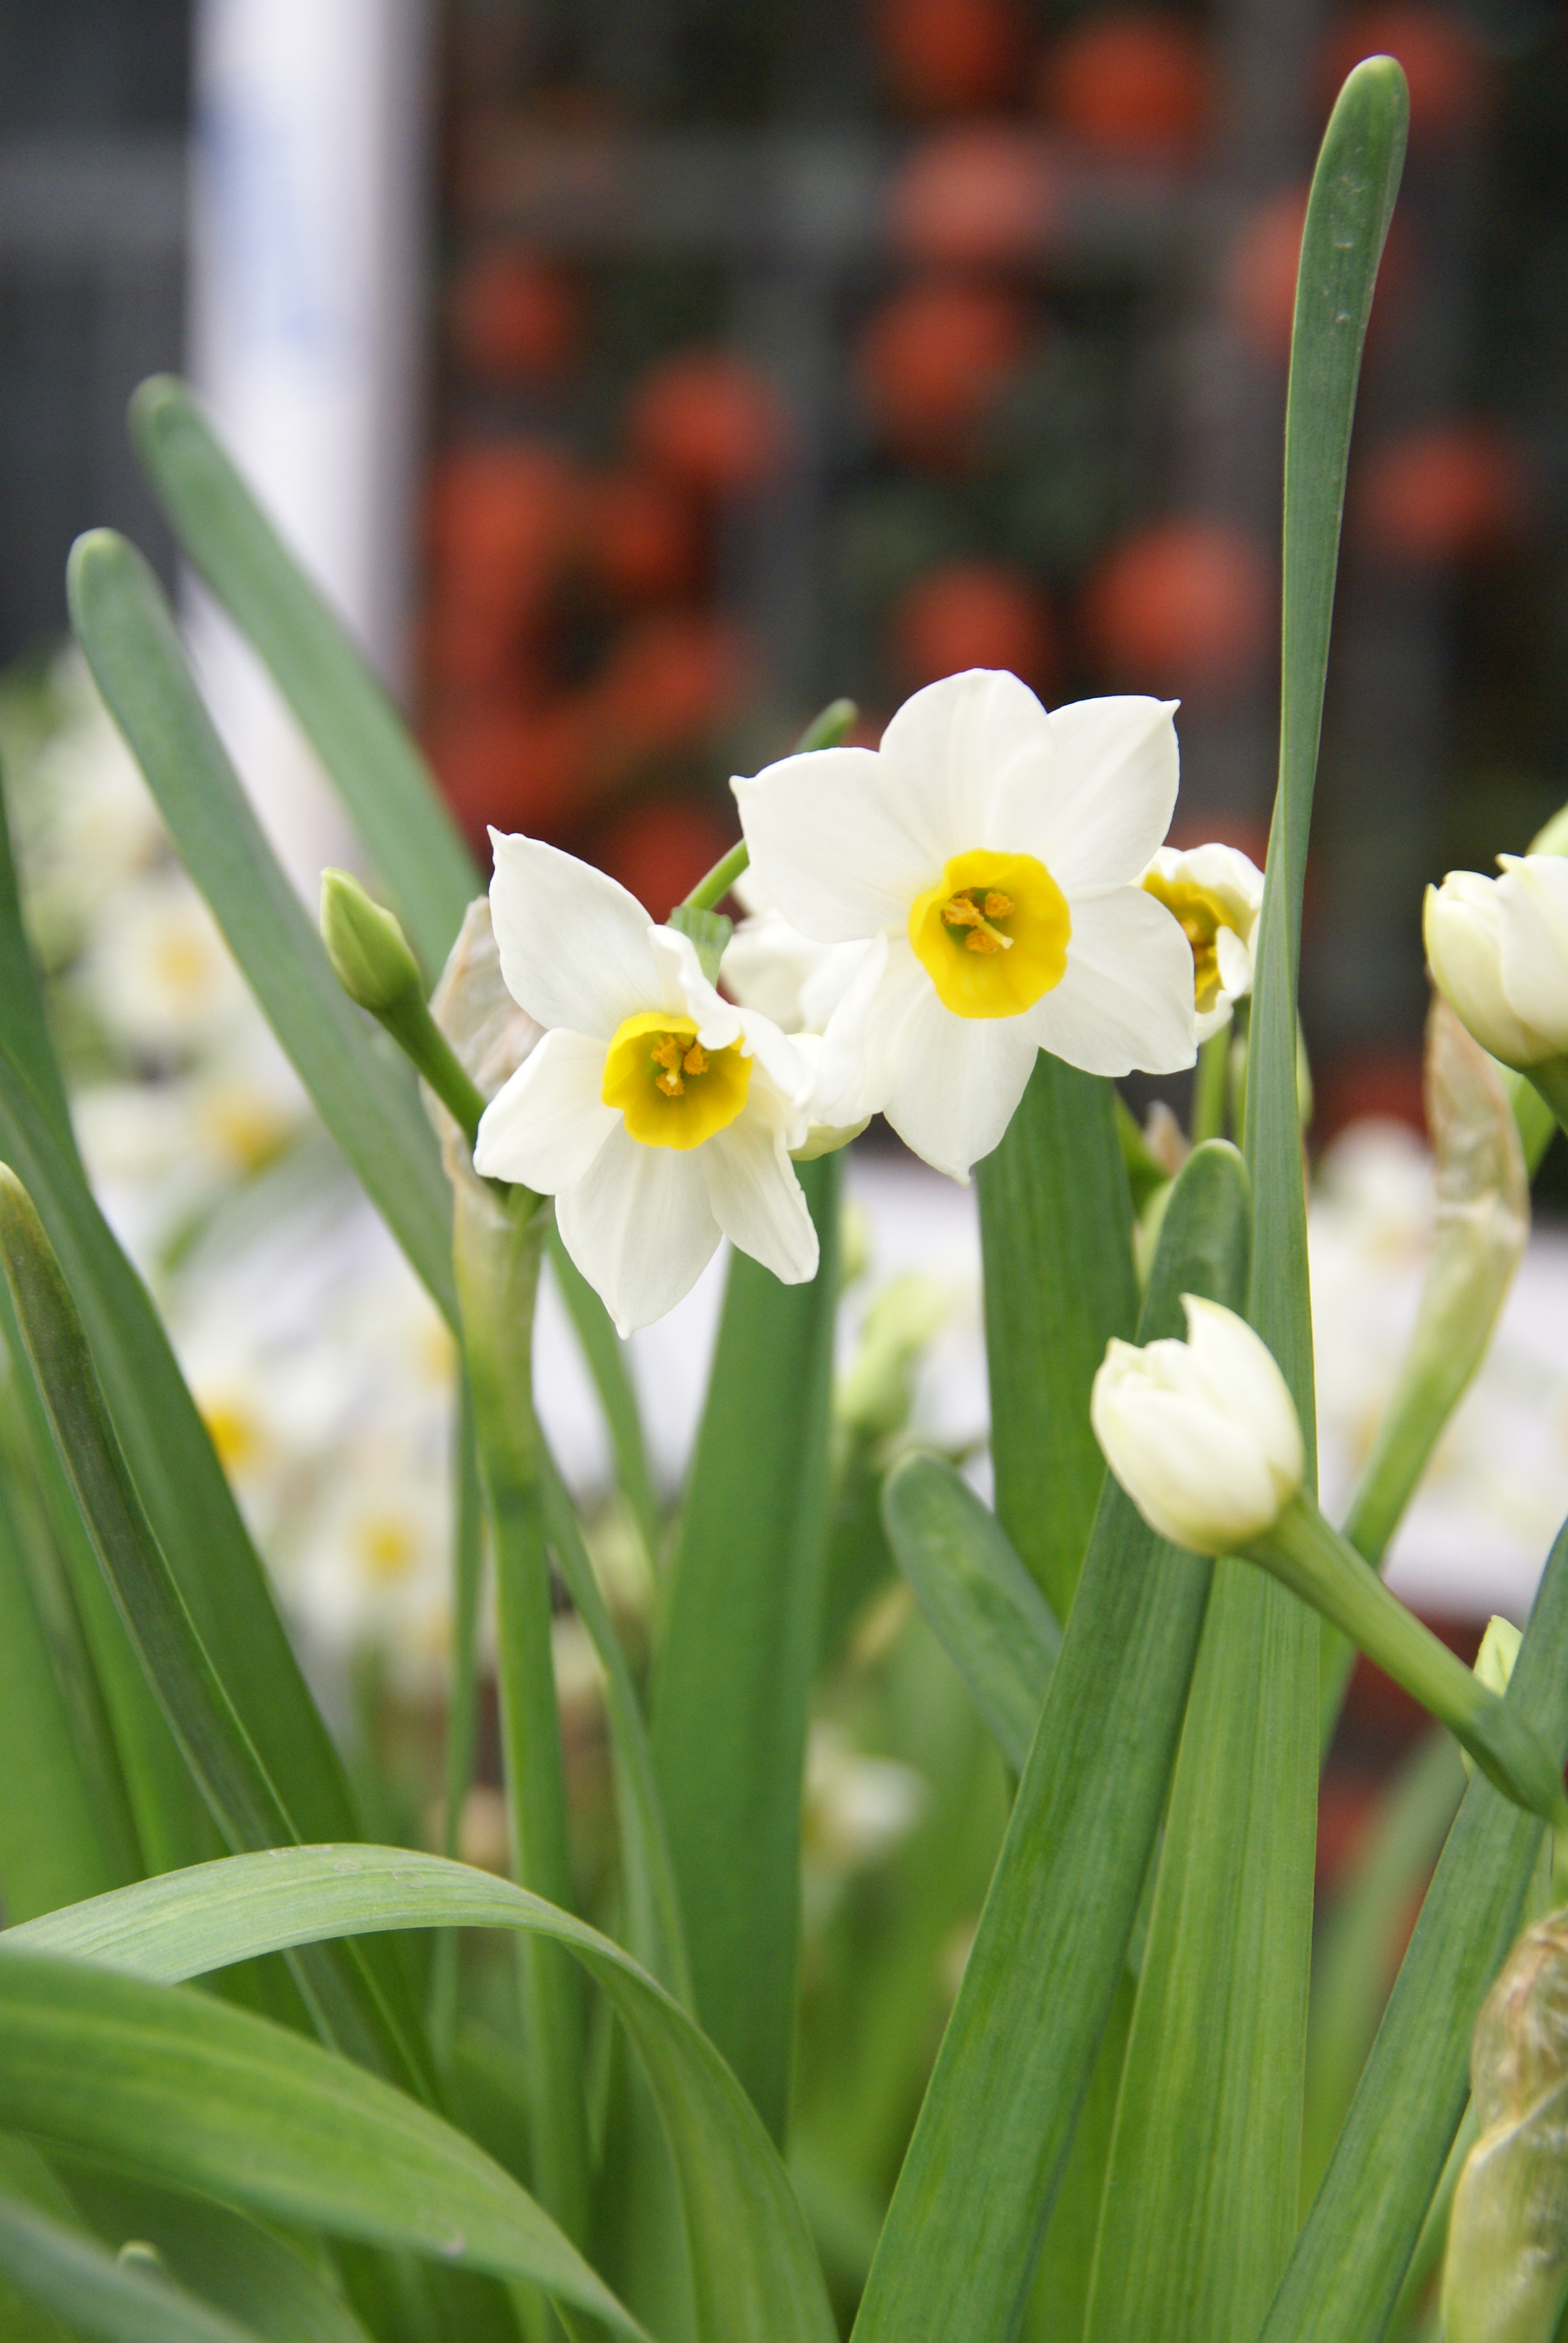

left=320, top=869, right=422, bottom=1015
left=1463, top=1617, right=1525, bottom=1784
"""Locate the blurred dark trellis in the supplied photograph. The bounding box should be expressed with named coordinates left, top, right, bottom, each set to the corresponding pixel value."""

left=428, top=0, right=1568, bottom=1136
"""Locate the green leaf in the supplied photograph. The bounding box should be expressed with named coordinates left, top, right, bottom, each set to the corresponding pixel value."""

left=0, top=784, right=361, bottom=1875
left=11, top=1846, right=840, bottom=2343
left=0, top=2191, right=269, bottom=2343
left=651, top=1152, right=842, bottom=2143
left=62, top=2168, right=375, bottom=2343
left=0, top=1167, right=434, bottom=2102
left=0, top=1947, right=640, bottom=2340
left=975, top=1054, right=1138, bottom=1616
left=0, top=1466, right=122, bottom=1917
left=882, top=1454, right=1059, bottom=1772
left=851, top=1139, right=1249, bottom=2343
left=1257, top=1504, right=1568, bottom=2341
left=1161, top=61, right=1405, bottom=2340
left=128, top=375, right=475, bottom=975
left=66, top=528, right=457, bottom=1327
left=1302, top=1730, right=1465, bottom=2201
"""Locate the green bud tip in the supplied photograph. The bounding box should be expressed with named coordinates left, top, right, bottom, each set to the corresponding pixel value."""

left=320, top=870, right=422, bottom=1015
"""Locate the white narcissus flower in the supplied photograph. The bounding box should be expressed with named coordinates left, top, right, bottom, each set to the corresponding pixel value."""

left=1090, top=1294, right=1305, bottom=1556
left=474, top=833, right=818, bottom=1334
left=722, top=867, right=875, bottom=1037
left=1142, top=841, right=1264, bottom=1040
left=1425, top=856, right=1568, bottom=1070
left=733, top=670, right=1197, bottom=1181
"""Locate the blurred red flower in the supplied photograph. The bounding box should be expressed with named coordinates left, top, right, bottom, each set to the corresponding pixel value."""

left=448, top=248, right=583, bottom=385
left=585, top=468, right=705, bottom=602
left=593, top=795, right=737, bottom=921
left=627, top=352, right=789, bottom=498
left=1085, top=519, right=1274, bottom=696
left=1037, top=13, right=1214, bottom=167
left=889, top=126, right=1057, bottom=269
left=870, top=0, right=1028, bottom=114
left=1359, top=422, right=1527, bottom=564
left=426, top=695, right=594, bottom=842
left=590, top=611, right=750, bottom=763
left=857, top=278, right=1030, bottom=463
left=891, top=560, right=1059, bottom=695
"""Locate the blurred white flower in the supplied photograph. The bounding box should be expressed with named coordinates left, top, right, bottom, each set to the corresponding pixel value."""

left=475, top=832, right=818, bottom=1334
left=803, top=1722, right=926, bottom=1902
left=734, top=669, right=1196, bottom=1181
left=1091, top=1295, right=1305, bottom=1556
left=1142, top=841, right=1264, bottom=1040
left=79, top=870, right=246, bottom=1056
left=1425, top=857, right=1568, bottom=1069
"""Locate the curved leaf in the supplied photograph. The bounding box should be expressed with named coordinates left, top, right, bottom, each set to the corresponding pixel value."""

left=0, top=1945, right=639, bottom=2337
left=11, top=1846, right=838, bottom=2343
left=66, top=529, right=457, bottom=1326
left=883, top=1455, right=1059, bottom=1772
left=0, top=2189, right=270, bottom=2343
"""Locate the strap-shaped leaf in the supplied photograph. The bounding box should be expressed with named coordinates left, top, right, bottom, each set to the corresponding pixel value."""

left=0, top=850, right=362, bottom=1866
left=11, top=1846, right=840, bottom=2343
left=0, top=1167, right=434, bottom=2100
left=128, top=375, right=475, bottom=977
left=652, top=1152, right=841, bottom=2143
left=0, top=1947, right=641, bottom=2338
left=0, top=2190, right=266, bottom=2343
left=850, top=1139, right=1249, bottom=2343
left=1258, top=1501, right=1568, bottom=2339
left=1169, top=60, right=1404, bottom=2340
left=60, top=2166, right=375, bottom=2343
left=975, top=1054, right=1137, bottom=1616
left=67, top=529, right=457, bottom=1326
left=883, top=1456, right=1059, bottom=1772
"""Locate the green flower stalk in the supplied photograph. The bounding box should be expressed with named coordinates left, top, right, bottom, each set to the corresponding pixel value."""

left=1443, top=1907, right=1568, bottom=2343
left=1092, top=1297, right=1568, bottom=1826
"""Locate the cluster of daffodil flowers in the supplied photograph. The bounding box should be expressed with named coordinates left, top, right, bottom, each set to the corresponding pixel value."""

left=471, top=668, right=1265, bottom=1335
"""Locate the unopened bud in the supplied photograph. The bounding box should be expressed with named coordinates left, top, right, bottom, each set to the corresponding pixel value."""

left=321, top=870, right=422, bottom=1015
left=1463, top=1617, right=1524, bottom=1783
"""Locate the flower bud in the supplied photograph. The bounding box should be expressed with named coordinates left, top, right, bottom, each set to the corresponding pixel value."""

left=320, top=869, right=423, bottom=1015
left=1462, top=1617, right=1525, bottom=1784
left=1089, top=1295, right=1304, bottom=1556
left=1424, top=861, right=1568, bottom=1071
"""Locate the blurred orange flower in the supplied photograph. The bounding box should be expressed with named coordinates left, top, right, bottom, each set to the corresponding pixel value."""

left=1085, top=519, right=1274, bottom=696
left=890, top=560, right=1059, bottom=695
left=1037, top=13, right=1214, bottom=167
left=857, top=278, right=1030, bottom=463
left=627, top=352, right=789, bottom=498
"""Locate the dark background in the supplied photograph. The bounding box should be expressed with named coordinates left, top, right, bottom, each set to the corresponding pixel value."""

left=7, top=0, right=1568, bottom=1147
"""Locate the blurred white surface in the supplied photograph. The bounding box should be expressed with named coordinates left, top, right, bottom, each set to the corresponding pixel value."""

left=186, top=0, right=431, bottom=894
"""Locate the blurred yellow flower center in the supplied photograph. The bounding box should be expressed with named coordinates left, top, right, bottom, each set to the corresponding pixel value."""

left=602, top=1011, right=751, bottom=1149
left=909, top=850, right=1071, bottom=1018
left=1142, top=872, right=1234, bottom=1013
left=358, top=1515, right=418, bottom=1584
left=201, top=1399, right=263, bottom=1476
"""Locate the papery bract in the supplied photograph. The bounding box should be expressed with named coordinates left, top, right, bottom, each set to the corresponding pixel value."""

left=474, top=832, right=818, bottom=1333
left=1090, top=1294, right=1305, bottom=1555
left=733, top=669, right=1197, bottom=1181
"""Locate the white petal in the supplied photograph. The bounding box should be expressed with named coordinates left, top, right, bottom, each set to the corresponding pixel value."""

left=734, top=747, right=935, bottom=943
left=650, top=924, right=745, bottom=1044
left=876, top=668, right=1058, bottom=864
left=1215, top=922, right=1254, bottom=997
left=702, top=1101, right=820, bottom=1285
left=1022, top=698, right=1180, bottom=890
left=1023, top=886, right=1197, bottom=1076
left=472, top=1028, right=617, bottom=1192
left=555, top=1127, right=720, bottom=1335
left=1181, top=1295, right=1305, bottom=1494
left=1497, top=856, right=1568, bottom=1054
left=812, top=932, right=897, bottom=1126
left=880, top=991, right=1042, bottom=1182
left=489, top=832, right=660, bottom=1038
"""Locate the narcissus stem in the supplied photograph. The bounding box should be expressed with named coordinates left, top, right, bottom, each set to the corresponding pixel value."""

left=1249, top=1497, right=1568, bottom=1825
